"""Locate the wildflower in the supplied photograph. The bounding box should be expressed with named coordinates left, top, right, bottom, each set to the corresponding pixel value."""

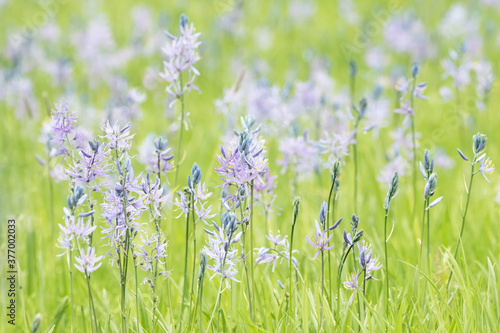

left=478, top=156, right=495, bottom=182
left=357, top=241, right=383, bottom=280
left=49, top=102, right=85, bottom=156
left=395, top=77, right=412, bottom=93
left=74, top=247, right=103, bottom=277
left=306, top=220, right=335, bottom=260
left=343, top=272, right=361, bottom=305
left=160, top=14, right=201, bottom=108
left=66, top=140, right=107, bottom=191
left=413, top=82, right=428, bottom=99
left=102, top=122, right=134, bottom=152
left=394, top=100, right=413, bottom=124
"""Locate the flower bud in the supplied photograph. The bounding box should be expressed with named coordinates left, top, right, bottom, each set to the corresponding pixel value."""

left=319, top=202, right=327, bottom=226
left=292, top=197, right=300, bottom=226
left=179, top=13, right=189, bottom=28
left=349, top=59, right=357, bottom=78
left=191, top=163, right=202, bottom=186
left=412, top=62, right=419, bottom=78
left=31, top=313, right=42, bottom=333
left=473, top=132, right=487, bottom=155
left=424, top=173, right=438, bottom=199
left=198, top=251, right=207, bottom=280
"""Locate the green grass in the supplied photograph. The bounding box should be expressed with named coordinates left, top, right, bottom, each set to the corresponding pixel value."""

left=1, top=0, right=500, bottom=332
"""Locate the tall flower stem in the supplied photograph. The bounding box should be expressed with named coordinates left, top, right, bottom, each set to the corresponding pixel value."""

left=189, top=202, right=197, bottom=325
left=352, top=249, right=361, bottom=327
left=384, top=210, right=390, bottom=320
left=239, top=200, right=253, bottom=320
left=337, top=245, right=354, bottom=321
left=180, top=194, right=191, bottom=325
left=133, top=256, right=140, bottom=333
left=174, top=77, right=185, bottom=185
left=206, top=277, right=224, bottom=333
left=447, top=162, right=475, bottom=288
left=86, top=276, right=99, bottom=333
left=319, top=250, right=325, bottom=332
left=289, top=197, right=300, bottom=321
left=362, top=267, right=367, bottom=317
left=69, top=252, right=75, bottom=333
left=250, top=181, right=255, bottom=312
left=326, top=169, right=338, bottom=310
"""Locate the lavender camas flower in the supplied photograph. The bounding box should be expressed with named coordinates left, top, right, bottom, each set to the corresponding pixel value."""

left=160, top=14, right=201, bottom=108
left=74, top=247, right=103, bottom=277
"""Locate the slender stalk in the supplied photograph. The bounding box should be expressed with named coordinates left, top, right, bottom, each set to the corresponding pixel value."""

left=289, top=216, right=297, bottom=320
left=426, top=197, right=430, bottom=273
left=133, top=257, right=140, bottom=333
left=352, top=248, right=361, bottom=327
left=174, top=76, right=185, bottom=185
left=384, top=210, right=390, bottom=321
left=362, top=267, right=367, bottom=317
left=180, top=194, right=191, bottom=325
left=337, top=245, right=354, bottom=321
left=319, top=250, right=325, bottom=332
left=410, top=83, right=417, bottom=212
left=250, top=181, right=255, bottom=315
left=189, top=202, right=197, bottom=325
left=353, top=138, right=358, bottom=213
left=86, top=276, right=98, bottom=333
left=326, top=173, right=337, bottom=310
left=239, top=200, right=253, bottom=320
left=206, top=278, right=224, bottom=333
left=69, top=252, right=75, bottom=333
left=447, top=162, right=475, bottom=288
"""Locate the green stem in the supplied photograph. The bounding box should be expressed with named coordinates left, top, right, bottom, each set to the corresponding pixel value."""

left=289, top=215, right=297, bottom=320
left=180, top=195, right=191, bottom=325
left=447, top=162, right=475, bottom=288
left=133, top=258, right=140, bottom=333
left=206, top=278, right=224, bottom=333
left=174, top=76, right=185, bottom=185
left=86, top=276, right=98, bottom=333
left=320, top=250, right=325, bottom=332
left=69, top=252, right=74, bottom=333
left=250, top=181, right=255, bottom=316
left=189, top=203, right=197, bottom=325
left=384, top=210, right=390, bottom=321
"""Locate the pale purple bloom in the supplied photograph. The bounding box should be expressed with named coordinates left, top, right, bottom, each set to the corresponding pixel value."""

left=160, top=14, right=201, bottom=107
left=266, top=229, right=287, bottom=246
left=136, top=234, right=168, bottom=273
left=441, top=52, right=472, bottom=90
left=278, top=131, right=319, bottom=178
left=74, top=247, right=103, bottom=277
left=478, top=156, right=495, bottom=182
left=319, top=130, right=355, bottom=166
left=357, top=241, right=382, bottom=280
left=215, top=129, right=269, bottom=207
left=102, top=122, right=134, bottom=151
left=343, top=272, right=361, bottom=305
left=395, top=77, right=412, bottom=93
left=253, top=169, right=278, bottom=215
left=413, top=83, right=428, bottom=99
left=143, top=177, right=169, bottom=218
left=394, top=100, right=414, bottom=124
left=50, top=102, right=84, bottom=156
left=306, top=220, right=335, bottom=260
left=203, top=215, right=241, bottom=288
left=255, top=230, right=297, bottom=272
left=66, top=140, right=107, bottom=191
